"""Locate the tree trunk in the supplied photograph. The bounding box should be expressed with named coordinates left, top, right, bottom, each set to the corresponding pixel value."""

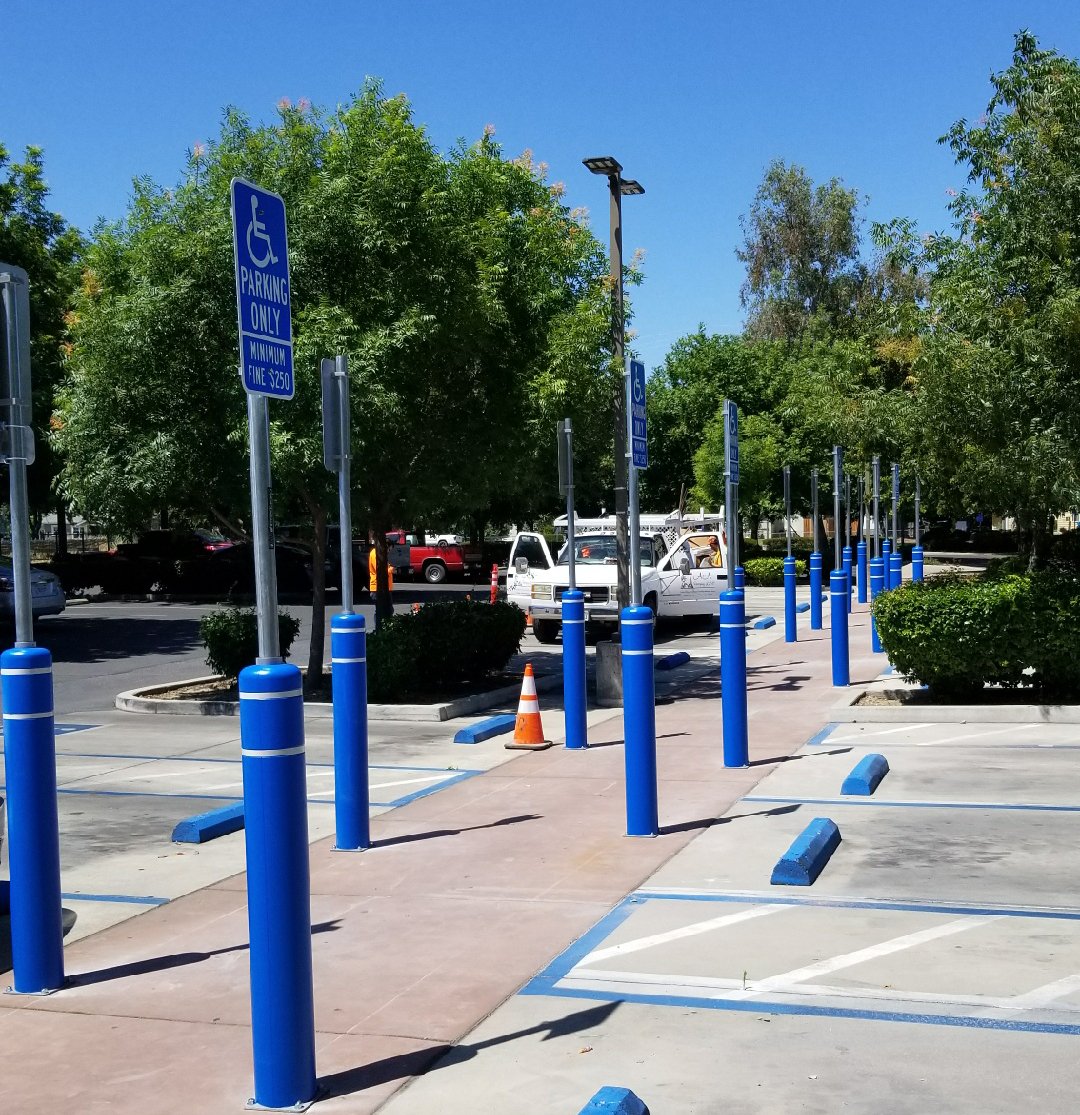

left=55, top=497, right=68, bottom=556
left=1028, top=512, right=1052, bottom=572
left=305, top=499, right=328, bottom=698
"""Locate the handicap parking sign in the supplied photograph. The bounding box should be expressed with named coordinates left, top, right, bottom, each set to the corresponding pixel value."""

left=231, top=179, right=294, bottom=399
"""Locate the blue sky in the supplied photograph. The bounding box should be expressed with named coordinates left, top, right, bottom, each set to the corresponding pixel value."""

left=5, top=3, right=1080, bottom=373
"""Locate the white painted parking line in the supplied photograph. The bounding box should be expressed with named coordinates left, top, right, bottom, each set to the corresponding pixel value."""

left=742, top=915, right=998, bottom=995
left=1008, top=974, right=1080, bottom=1009
left=830, top=723, right=934, bottom=743
left=914, top=724, right=1040, bottom=746
left=583, top=904, right=786, bottom=965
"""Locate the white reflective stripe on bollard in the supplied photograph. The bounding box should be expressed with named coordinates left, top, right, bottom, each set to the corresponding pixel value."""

left=240, top=689, right=303, bottom=701
left=241, top=744, right=307, bottom=758
left=3, top=710, right=54, bottom=720
left=622, top=649, right=653, bottom=656
left=331, top=657, right=366, bottom=664
left=622, top=619, right=653, bottom=625
left=561, top=618, right=586, bottom=625
left=0, top=667, right=52, bottom=676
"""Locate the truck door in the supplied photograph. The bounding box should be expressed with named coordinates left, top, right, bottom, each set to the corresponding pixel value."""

left=655, top=539, right=693, bottom=617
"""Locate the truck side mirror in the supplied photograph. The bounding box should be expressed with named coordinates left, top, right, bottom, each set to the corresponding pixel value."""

left=515, top=556, right=530, bottom=574
left=679, top=556, right=691, bottom=574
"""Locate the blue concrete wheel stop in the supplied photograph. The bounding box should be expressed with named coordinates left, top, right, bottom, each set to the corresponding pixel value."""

left=796, top=602, right=810, bottom=613
left=841, top=753, right=890, bottom=795
left=171, top=802, right=245, bottom=844
left=579, top=1087, right=650, bottom=1114
left=453, top=714, right=516, bottom=744
left=770, top=818, right=842, bottom=886
left=753, top=616, right=775, bottom=630
left=656, top=651, right=690, bottom=671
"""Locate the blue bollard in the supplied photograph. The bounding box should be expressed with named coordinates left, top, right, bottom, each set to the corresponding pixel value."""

left=562, top=590, right=588, bottom=750
left=881, top=538, right=892, bottom=588
left=912, top=544, right=924, bottom=583
left=890, top=549, right=903, bottom=591
left=719, top=590, right=749, bottom=767
left=1, top=646, right=64, bottom=994
left=620, top=606, right=657, bottom=837
left=843, top=545, right=854, bottom=611
left=239, top=662, right=317, bottom=1110
left=331, top=613, right=369, bottom=851
left=829, top=570, right=850, bottom=686
left=783, top=555, right=797, bottom=643
left=869, top=557, right=886, bottom=653
left=734, top=566, right=745, bottom=591
left=857, top=540, right=868, bottom=604
left=808, top=552, right=823, bottom=630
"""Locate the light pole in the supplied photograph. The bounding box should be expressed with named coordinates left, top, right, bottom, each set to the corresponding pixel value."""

left=584, top=155, right=644, bottom=612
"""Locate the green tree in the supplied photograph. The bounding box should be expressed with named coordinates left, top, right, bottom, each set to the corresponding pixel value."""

left=57, top=87, right=610, bottom=684
left=737, top=160, right=867, bottom=341
left=0, top=143, right=82, bottom=538
left=913, top=32, right=1080, bottom=564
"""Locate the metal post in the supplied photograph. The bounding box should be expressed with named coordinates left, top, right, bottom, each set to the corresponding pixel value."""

left=335, top=355, right=353, bottom=613
left=832, top=447, right=843, bottom=570
left=239, top=664, right=316, bottom=1108
left=724, top=400, right=736, bottom=591
left=912, top=476, right=924, bottom=582
left=563, top=419, right=576, bottom=593
left=562, top=590, right=588, bottom=750
left=620, top=605, right=657, bottom=836
left=783, top=465, right=792, bottom=557
left=857, top=475, right=868, bottom=604
left=625, top=363, right=641, bottom=606
left=1, top=265, right=64, bottom=995
left=246, top=393, right=281, bottom=661
left=1, top=266, right=35, bottom=646
left=872, top=455, right=881, bottom=561
left=332, top=614, right=369, bottom=851
left=720, top=590, right=749, bottom=766
left=890, top=463, right=902, bottom=590
left=609, top=180, right=629, bottom=613
left=809, top=466, right=822, bottom=631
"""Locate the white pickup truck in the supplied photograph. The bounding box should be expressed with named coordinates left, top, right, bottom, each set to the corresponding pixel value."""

left=506, top=512, right=729, bottom=643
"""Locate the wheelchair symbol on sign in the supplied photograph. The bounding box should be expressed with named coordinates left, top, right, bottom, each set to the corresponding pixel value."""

left=246, top=195, right=278, bottom=268
left=633, top=374, right=644, bottom=405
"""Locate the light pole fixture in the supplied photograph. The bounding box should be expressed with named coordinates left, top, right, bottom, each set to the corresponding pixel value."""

left=583, top=154, right=645, bottom=611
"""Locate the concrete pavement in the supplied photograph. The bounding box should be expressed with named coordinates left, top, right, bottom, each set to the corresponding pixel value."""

left=5, top=581, right=1077, bottom=1111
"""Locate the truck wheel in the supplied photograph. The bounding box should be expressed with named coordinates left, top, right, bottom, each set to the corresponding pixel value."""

left=534, top=619, right=560, bottom=644
left=423, top=561, right=447, bottom=584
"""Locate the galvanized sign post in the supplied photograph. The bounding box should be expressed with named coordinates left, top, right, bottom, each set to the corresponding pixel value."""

left=627, top=359, right=647, bottom=606
left=783, top=464, right=792, bottom=557
left=322, top=355, right=353, bottom=612
left=724, top=399, right=739, bottom=589
left=558, top=418, right=576, bottom=593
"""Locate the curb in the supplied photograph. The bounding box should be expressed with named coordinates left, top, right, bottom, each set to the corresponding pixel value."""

left=116, top=672, right=562, bottom=723
left=752, top=616, right=776, bottom=630
left=770, top=817, right=842, bottom=886
left=830, top=686, right=1080, bottom=724
left=655, top=651, right=691, bottom=671
left=172, top=802, right=245, bottom=843
left=453, top=714, right=516, bottom=744
left=579, top=1087, right=650, bottom=1114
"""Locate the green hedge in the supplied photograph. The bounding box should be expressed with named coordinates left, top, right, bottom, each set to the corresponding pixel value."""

left=742, top=557, right=808, bottom=587
left=873, top=570, right=1080, bottom=699
left=200, top=607, right=301, bottom=679
left=367, top=599, right=526, bottom=702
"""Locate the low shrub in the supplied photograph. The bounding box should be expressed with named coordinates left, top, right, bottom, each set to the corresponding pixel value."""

left=367, top=599, right=526, bottom=702
left=742, top=557, right=808, bottom=587
left=200, top=606, right=301, bottom=679
left=873, top=570, right=1080, bottom=699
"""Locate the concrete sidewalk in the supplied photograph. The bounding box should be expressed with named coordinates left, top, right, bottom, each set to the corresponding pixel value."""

left=8, top=594, right=1075, bottom=1112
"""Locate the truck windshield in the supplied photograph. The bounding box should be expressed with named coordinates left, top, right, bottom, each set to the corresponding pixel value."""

left=557, top=536, right=659, bottom=567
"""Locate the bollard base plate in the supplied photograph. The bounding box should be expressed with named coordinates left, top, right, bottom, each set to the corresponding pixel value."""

left=5, top=981, right=64, bottom=997
left=331, top=844, right=370, bottom=853
left=245, top=1091, right=318, bottom=1112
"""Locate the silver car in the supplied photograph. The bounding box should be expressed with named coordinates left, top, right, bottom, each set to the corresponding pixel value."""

left=0, top=565, right=66, bottom=619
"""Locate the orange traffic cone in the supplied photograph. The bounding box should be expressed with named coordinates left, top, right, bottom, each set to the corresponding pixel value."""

left=505, top=663, right=553, bottom=750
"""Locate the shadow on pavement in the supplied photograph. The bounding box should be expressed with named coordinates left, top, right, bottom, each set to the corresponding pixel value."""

left=748, top=746, right=853, bottom=767
left=66, top=918, right=342, bottom=987
left=318, top=1001, right=620, bottom=1100
left=33, top=614, right=203, bottom=665
left=373, top=814, right=542, bottom=849
left=659, top=803, right=801, bottom=835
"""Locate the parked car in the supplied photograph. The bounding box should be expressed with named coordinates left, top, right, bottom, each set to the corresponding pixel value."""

left=385, top=530, right=483, bottom=584
left=171, top=541, right=314, bottom=596
left=0, top=564, right=66, bottom=620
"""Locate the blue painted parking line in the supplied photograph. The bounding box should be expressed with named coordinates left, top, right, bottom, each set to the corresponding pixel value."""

left=745, top=794, right=1080, bottom=814
left=804, top=724, right=837, bottom=747
left=61, top=892, right=169, bottom=906
left=521, top=890, right=1080, bottom=1035
left=0, top=722, right=99, bottom=737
